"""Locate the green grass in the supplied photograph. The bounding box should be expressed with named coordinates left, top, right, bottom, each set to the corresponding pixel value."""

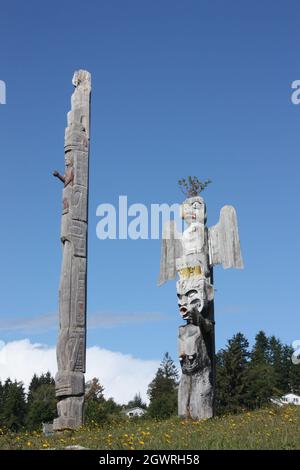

left=0, top=405, right=299, bottom=450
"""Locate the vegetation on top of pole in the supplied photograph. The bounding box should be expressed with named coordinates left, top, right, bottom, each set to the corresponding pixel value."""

left=178, top=176, right=212, bottom=198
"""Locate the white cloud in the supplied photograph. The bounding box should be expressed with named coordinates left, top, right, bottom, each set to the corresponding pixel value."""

left=0, top=339, right=159, bottom=404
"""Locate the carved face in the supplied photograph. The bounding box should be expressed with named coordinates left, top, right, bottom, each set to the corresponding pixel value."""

left=72, top=71, right=84, bottom=87
left=65, top=155, right=73, bottom=168
left=180, top=353, right=201, bottom=375
left=176, top=278, right=213, bottom=322
left=177, top=288, right=203, bottom=321
left=72, top=70, right=91, bottom=87
left=178, top=324, right=201, bottom=375
left=180, top=196, right=206, bottom=226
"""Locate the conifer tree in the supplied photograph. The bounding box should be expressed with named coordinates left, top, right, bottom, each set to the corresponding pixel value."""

left=147, top=352, right=179, bottom=419
left=126, top=392, right=147, bottom=410
left=246, top=331, right=278, bottom=408
left=85, top=378, right=121, bottom=424
left=26, top=372, right=56, bottom=430
left=216, top=333, right=250, bottom=413
left=0, top=379, right=26, bottom=431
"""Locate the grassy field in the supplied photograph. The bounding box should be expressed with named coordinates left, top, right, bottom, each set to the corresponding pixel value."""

left=0, top=405, right=299, bottom=450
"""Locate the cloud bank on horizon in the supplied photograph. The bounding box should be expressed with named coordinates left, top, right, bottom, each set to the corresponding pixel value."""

left=0, top=339, right=160, bottom=404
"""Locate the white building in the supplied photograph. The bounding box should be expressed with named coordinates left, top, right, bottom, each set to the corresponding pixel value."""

left=124, top=407, right=146, bottom=418
left=271, top=393, right=300, bottom=407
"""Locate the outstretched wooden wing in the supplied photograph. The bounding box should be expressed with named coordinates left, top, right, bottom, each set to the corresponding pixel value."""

left=208, top=205, right=243, bottom=269
left=158, top=220, right=183, bottom=286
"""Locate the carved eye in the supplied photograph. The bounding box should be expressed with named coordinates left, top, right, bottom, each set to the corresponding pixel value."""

left=186, top=289, right=197, bottom=298
left=193, top=202, right=201, bottom=209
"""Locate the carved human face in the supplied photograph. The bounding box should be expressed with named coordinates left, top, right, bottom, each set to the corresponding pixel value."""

left=72, top=70, right=91, bottom=87
left=177, top=287, right=204, bottom=321
left=72, top=71, right=82, bottom=87
left=178, top=324, right=201, bottom=375
left=65, top=155, right=73, bottom=168
left=180, top=196, right=206, bottom=226
left=176, top=278, right=213, bottom=322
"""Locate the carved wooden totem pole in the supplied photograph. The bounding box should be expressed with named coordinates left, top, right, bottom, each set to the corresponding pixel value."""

left=159, top=178, right=243, bottom=420
left=52, top=70, right=91, bottom=430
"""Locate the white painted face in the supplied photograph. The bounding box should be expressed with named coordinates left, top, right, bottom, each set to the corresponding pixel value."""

left=177, top=287, right=204, bottom=321
left=180, top=197, right=206, bottom=225
left=176, top=278, right=214, bottom=322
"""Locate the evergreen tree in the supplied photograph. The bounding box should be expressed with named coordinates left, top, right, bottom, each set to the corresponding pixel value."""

left=217, top=332, right=300, bottom=412
left=215, top=333, right=250, bottom=414
left=215, top=350, right=227, bottom=413
left=26, top=372, right=56, bottom=430
left=251, top=331, right=270, bottom=364
left=0, top=379, right=26, bottom=431
left=147, top=352, right=179, bottom=419
left=27, top=374, right=40, bottom=401
left=269, top=336, right=289, bottom=393
left=126, top=393, right=147, bottom=410
left=289, top=355, right=300, bottom=395
left=85, top=378, right=121, bottom=424
left=246, top=331, right=278, bottom=408
left=27, top=372, right=55, bottom=404
left=281, top=344, right=295, bottom=393
left=26, top=384, right=56, bottom=430
left=246, top=362, right=277, bottom=408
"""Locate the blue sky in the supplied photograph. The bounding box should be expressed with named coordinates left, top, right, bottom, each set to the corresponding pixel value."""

left=0, top=0, right=299, bottom=366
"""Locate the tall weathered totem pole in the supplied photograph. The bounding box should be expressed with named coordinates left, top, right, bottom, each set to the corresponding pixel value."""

left=52, top=70, right=91, bottom=430
left=158, top=177, right=243, bottom=420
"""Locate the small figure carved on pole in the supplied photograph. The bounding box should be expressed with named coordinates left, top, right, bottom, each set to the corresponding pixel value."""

left=53, top=155, right=74, bottom=186
left=53, top=170, right=65, bottom=184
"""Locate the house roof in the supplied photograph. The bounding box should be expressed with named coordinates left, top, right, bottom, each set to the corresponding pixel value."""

left=282, top=393, right=300, bottom=399
left=124, top=407, right=146, bottom=413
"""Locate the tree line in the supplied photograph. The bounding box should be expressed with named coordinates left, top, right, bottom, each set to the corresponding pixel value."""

left=216, top=331, right=300, bottom=413
left=0, top=330, right=299, bottom=431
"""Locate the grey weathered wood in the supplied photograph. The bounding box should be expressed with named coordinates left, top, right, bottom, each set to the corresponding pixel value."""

left=53, top=70, right=91, bottom=431
left=158, top=220, right=182, bottom=286
left=208, top=205, right=243, bottom=269
left=158, top=195, right=243, bottom=420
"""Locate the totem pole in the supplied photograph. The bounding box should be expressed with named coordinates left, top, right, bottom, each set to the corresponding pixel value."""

left=158, top=177, right=243, bottom=420
left=52, top=70, right=91, bottom=430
